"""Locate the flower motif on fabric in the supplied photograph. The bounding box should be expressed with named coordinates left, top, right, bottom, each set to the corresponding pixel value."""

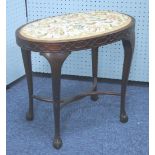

left=20, top=11, right=132, bottom=42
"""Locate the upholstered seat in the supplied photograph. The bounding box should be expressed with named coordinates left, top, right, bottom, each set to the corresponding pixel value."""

left=19, top=11, right=132, bottom=42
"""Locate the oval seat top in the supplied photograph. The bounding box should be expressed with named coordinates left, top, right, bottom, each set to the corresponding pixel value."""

left=19, top=11, right=132, bottom=43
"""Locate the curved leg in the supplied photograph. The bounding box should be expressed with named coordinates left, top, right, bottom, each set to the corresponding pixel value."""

left=41, top=52, right=70, bottom=149
left=90, top=47, right=99, bottom=101
left=21, top=49, right=33, bottom=121
left=120, top=33, right=135, bottom=123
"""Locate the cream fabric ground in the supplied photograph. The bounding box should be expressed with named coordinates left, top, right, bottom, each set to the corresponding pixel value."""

left=20, top=11, right=132, bottom=42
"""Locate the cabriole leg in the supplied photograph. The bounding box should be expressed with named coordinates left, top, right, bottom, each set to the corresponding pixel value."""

left=21, top=49, right=33, bottom=121
left=120, top=33, right=135, bottom=123
left=41, top=52, right=70, bottom=149
left=91, top=47, right=99, bottom=101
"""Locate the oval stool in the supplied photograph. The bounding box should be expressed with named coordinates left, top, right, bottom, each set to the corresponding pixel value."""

left=16, top=11, right=135, bottom=149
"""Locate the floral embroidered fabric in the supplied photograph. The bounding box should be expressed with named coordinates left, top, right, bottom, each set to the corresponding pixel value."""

left=20, top=11, right=132, bottom=42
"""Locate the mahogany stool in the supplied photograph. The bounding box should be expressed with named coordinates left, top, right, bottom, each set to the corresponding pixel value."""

left=16, top=11, right=135, bottom=149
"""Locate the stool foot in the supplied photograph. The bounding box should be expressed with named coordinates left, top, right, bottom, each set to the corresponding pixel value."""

left=53, top=137, right=62, bottom=149
left=90, top=95, right=99, bottom=101
left=120, top=113, right=128, bottom=123
left=26, top=111, right=33, bottom=121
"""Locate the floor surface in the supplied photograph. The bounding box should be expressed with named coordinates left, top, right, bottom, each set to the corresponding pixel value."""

left=6, top=76, right=149, bottom=155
